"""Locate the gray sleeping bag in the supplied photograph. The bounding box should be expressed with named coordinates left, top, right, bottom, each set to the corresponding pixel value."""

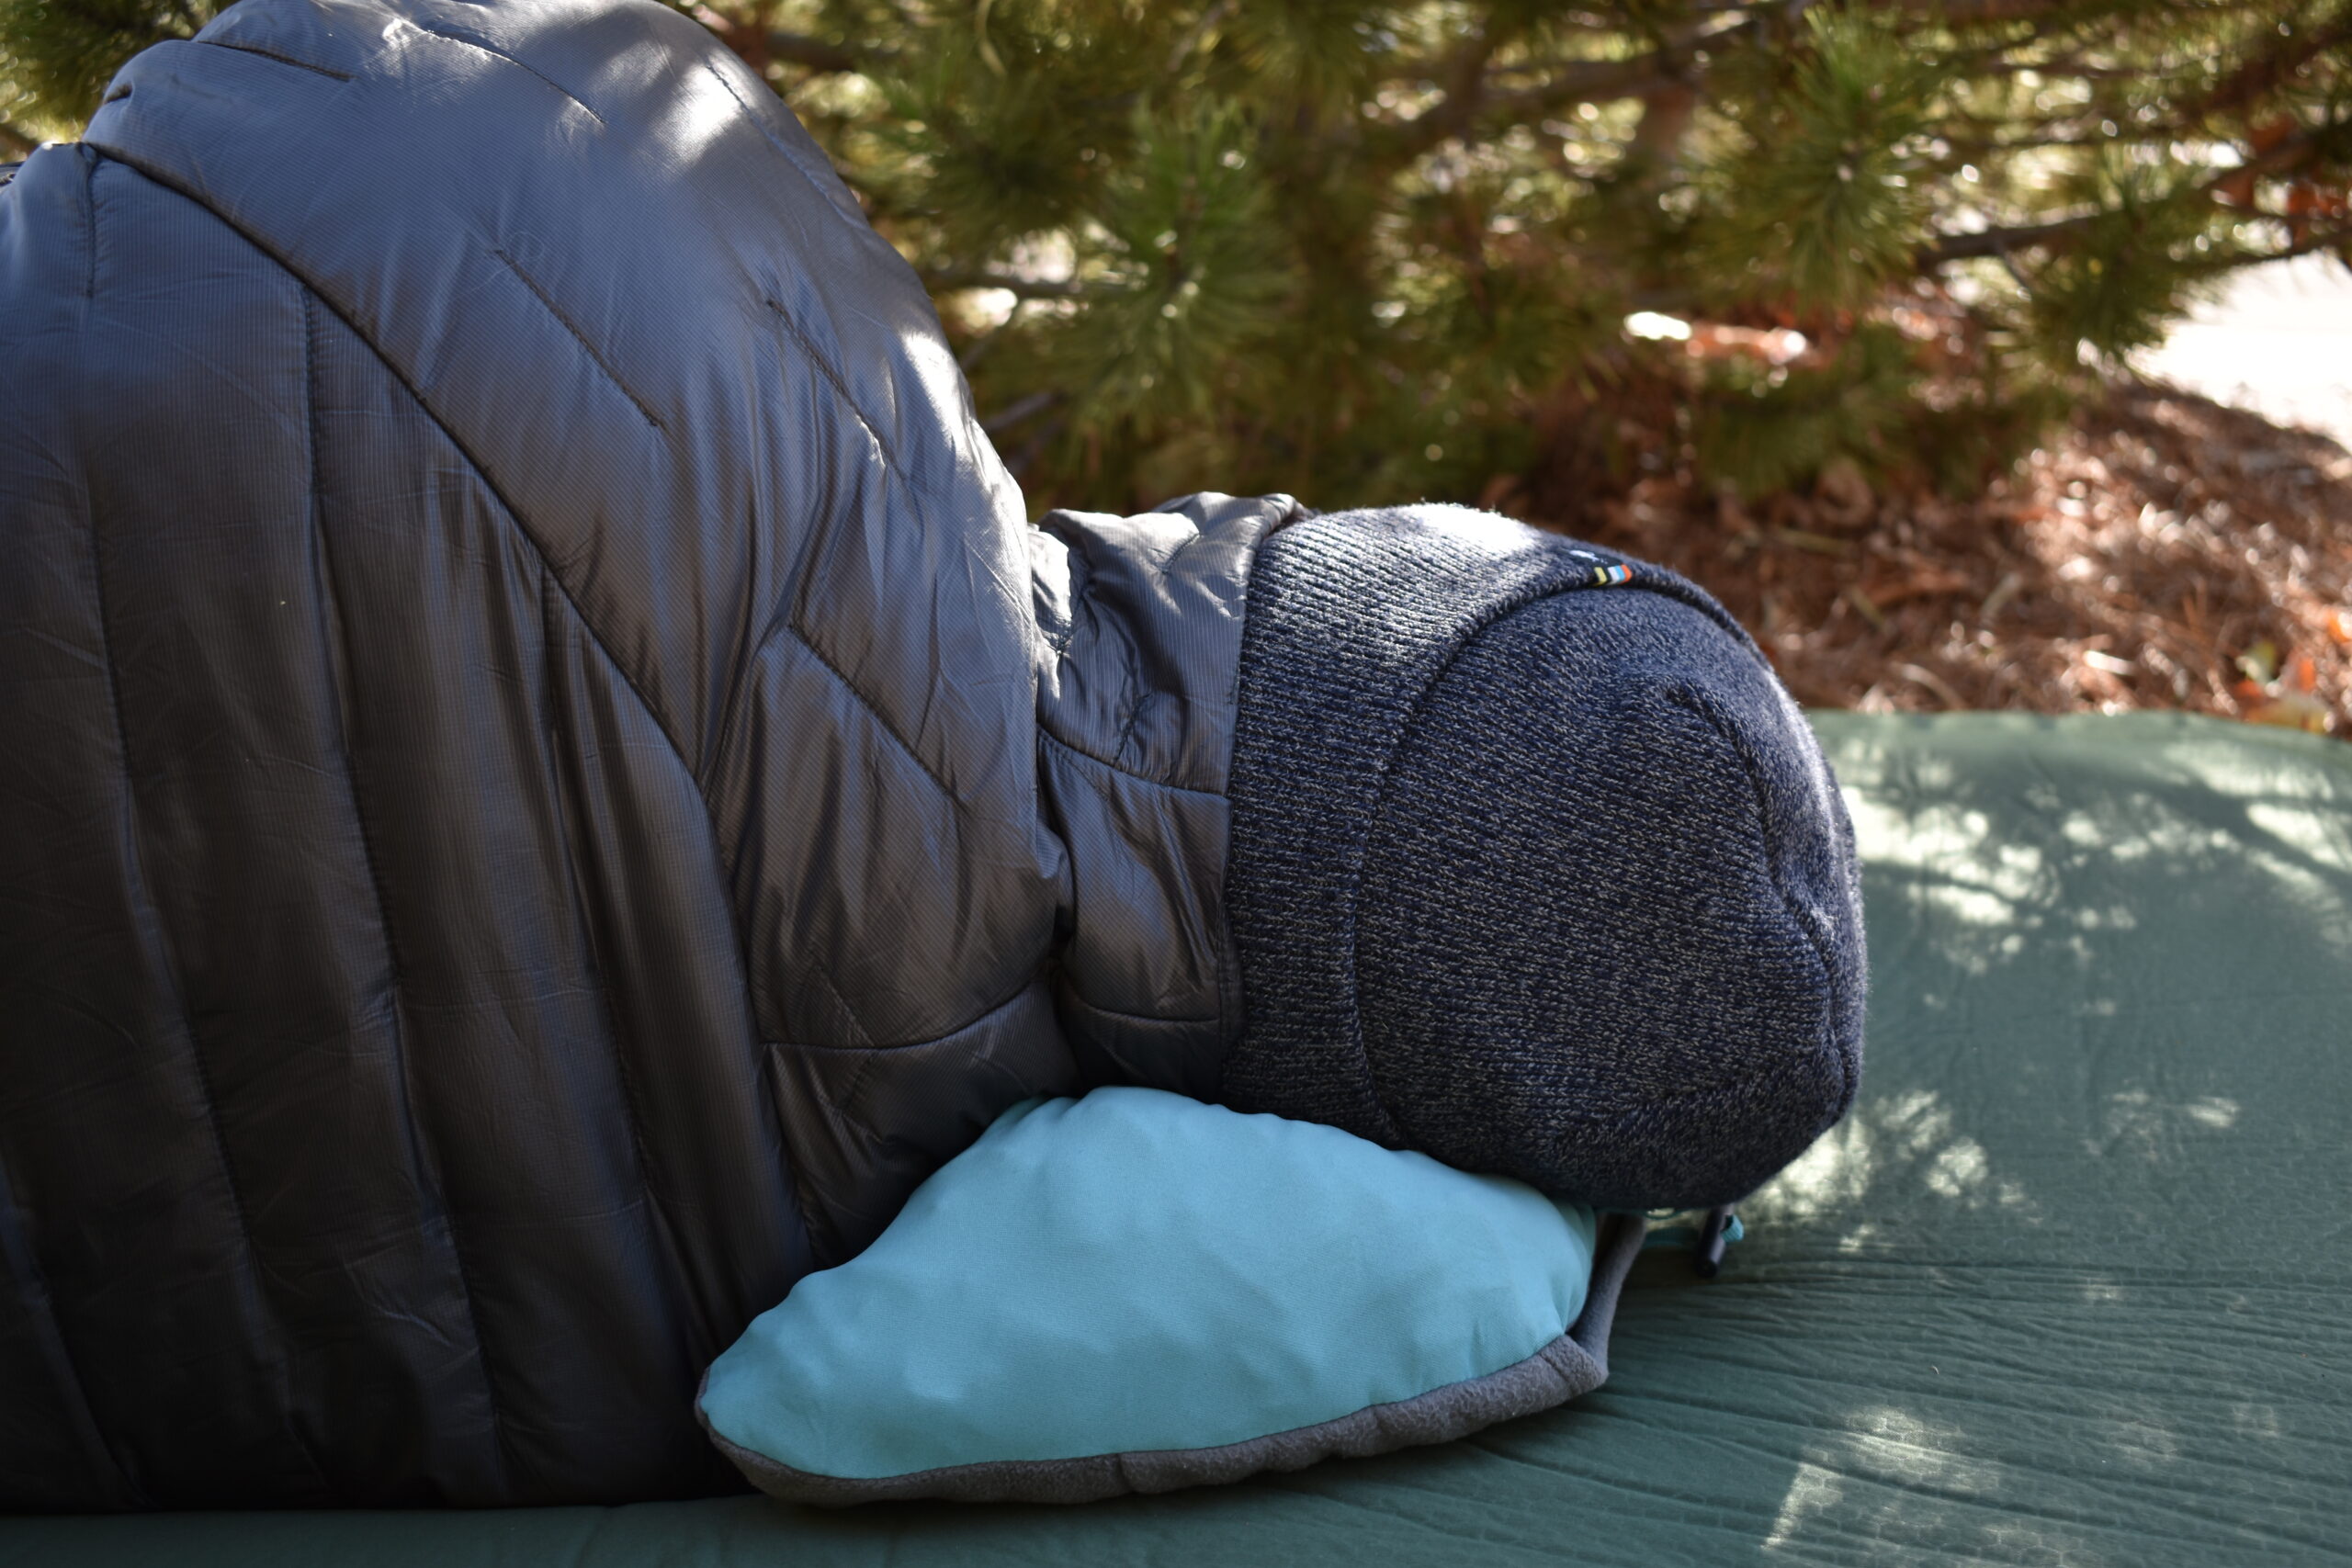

left=0, top=0, right=1867, bottom=1511
left=0, top=0, right=1292, bottom=1506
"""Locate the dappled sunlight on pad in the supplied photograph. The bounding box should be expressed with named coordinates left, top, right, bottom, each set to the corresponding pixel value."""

left=1826, top=716, right=2352, bottom=1009
left=0, top=716, right=2344, bottom=1564
left=1763, top=1461, right=1845, bottom=1551
left=2094, top=1090, right=2242, bottom=1159
left=1746, top=1084, right=2034, bottom=1243
left=1672, top=714, right=2352, bottom=1563
left=1762, top=1404, right=2116, bottom=1562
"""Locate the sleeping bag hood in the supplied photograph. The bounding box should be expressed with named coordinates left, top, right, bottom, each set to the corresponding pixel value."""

left=0, top=0, right=1861, bottom=1507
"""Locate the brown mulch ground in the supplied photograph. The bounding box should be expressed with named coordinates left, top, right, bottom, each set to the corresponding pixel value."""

left=1524, top=378, right=2352, bottom=735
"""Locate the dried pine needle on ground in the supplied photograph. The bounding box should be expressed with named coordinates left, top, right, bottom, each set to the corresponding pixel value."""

left=1541, top=379, right=2352, bottom=735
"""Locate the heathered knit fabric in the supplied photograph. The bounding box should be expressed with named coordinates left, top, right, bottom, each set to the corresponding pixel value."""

left=1221, top=506, right=1864, bottom=1212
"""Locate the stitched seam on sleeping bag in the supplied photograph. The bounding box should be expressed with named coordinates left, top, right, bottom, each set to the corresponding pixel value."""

left=68, top=171, right=329, bottom=1495
left=1109, top=672, right=1149, bottom=773
left=0, top=1158, right=143, bottom=1504
left=780, top=620, right=957, bottom=799
left=704, top=53, right=1051, bottom=835
left=492, top=248, right=663, bottom=430
left=708, top=55, right=1026, bottom=800
left=780, top=973, right=1048, bottom=1259
left=96, top=170, right=333, bottom=1495
left=88, top=152, right=703, bottom=796
left=5, top=259, right=151, bottom=1500
left=700, top=58, right=851, bottom=216
left=81, top=147, right=96, bottom=302
left=412, top=24, right=606, bottom=126
left=767, top=977, right=1049, bottom=1263
left=78, top=157, right=815, bottom=1371
left=193, top=39, right=355, bottom=80
left=304, top=290, right=514, bottom=1492
left=1057, top=986, right=1218, bottom=1029
left=734, top=294, right=943, bottom=822
left=537, top=571, right=718, bottom=1357
left=1039, top=536, right=1088, bottom=659
left=786, top=971, right=1046, bottom=1058
left=1039, top=712, right=1224, bottom=797
left=761, top=297, right=899, bottom=477
left=804, top=956, right=877, bottom=1050
left=762, top=1046, right=866, bottom=1265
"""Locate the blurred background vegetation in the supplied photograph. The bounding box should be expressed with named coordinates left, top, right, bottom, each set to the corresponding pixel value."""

left=6, top=0, right=2350, bottom=725
left=9, top=0, right=2352, bottom=512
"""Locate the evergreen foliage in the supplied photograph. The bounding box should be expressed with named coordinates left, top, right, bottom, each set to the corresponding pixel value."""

left=0, top=0, right=212, bottom=149
left=7, top=0, right=2352, bottom=513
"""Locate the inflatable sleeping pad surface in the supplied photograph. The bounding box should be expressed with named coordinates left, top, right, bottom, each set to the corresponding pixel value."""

left=4, top=713, right=2346, bottom=1565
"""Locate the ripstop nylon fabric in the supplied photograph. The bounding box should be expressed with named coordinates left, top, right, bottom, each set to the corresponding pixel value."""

left=0, top=0, right=1285, bottom=1506
left=696, top=1089, right=1598, bottom=1483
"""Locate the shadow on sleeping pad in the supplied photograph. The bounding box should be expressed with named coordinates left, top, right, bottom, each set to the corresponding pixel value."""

left=3, top=710, right=2343, bottom=1567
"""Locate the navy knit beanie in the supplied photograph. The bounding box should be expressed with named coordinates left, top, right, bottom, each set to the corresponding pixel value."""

left=1221, top=505, right=1865, bottom=1213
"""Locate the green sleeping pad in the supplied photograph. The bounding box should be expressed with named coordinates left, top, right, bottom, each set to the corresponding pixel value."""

left=6, top=713, right=2346, bottom=1566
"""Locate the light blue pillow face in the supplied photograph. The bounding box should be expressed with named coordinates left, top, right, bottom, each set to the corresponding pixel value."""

left=700, top=1088, right=1598, bottom=1486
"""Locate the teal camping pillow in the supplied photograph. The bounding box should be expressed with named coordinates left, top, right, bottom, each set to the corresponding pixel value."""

left=697, top=1088, right=1646, bottom=1505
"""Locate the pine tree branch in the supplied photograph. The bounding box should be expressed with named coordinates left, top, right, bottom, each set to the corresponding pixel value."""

left=1879, top=0, right=2121, bottom=23
left=1397, top=15, right=1510, bottom=155
left=0, top=121, right=36, bottom=159
left=1002, top=406, right=1070, bottom=480
left=1920, top=214, right=2097, bottom=264
left=1968, top=53, right=2162, bottom=83
left=1371, top=49, right=1683, bottom=171
left=1426, top=4, right=1776, bottom=164
left=2179, top=222, right=2352, bottom=275
left=2181, top=16, right=2352, bottom=125
left=2233, top=220, right=2352, bottom=265
left=921, top=268, right=1102, bottom=299
left=1940, top=129, right=2179, bottom=156
left=1481, top=54, right=1686, bottom=128
left=1163, top=0, right=1232, bottom=76
left=980, top=388, right=1062, bottom=434
left=1919, top=118, right=2344, bottom=266
left=956, top=298, right=1032, bottom=373
left=1371, top=3, right=1768, bottom=167
left=764, top=30, right=892, bottom=73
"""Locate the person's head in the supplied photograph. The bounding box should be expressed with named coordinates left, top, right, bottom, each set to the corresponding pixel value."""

left=1220, top=506, right=1863, bottom=1212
